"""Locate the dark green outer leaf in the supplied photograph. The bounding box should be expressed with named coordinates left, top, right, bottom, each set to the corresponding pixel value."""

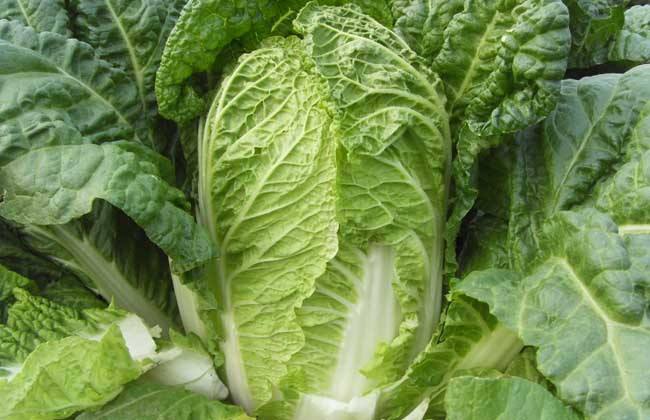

left=0, top=19, right=142, bottom=164
left=564, top=0, right=626, bottom=68
left=155, top=0, right=392, bottom=123
left=609, top=5, right=650, bottom=66
left=0, top=0, right=70, bottom=35
left=70, top=0, right=185, bottom=147
left=0, top=142, right=216, bottom=274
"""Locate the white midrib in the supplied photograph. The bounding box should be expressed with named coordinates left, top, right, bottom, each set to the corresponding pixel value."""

left=29, top=225, right=172, bottom=331
left=104, top=0, right=146, bottom=114
left=618, top=224, right=650, bottom=236
left=206, top=76, right=305, bottom=413
left=327, top=245, right=401, bottom=402
left=555, top=258, right=636, bottom=404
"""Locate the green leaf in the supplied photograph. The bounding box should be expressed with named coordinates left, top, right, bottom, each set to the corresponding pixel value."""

left=564, top=0, right=626, bottom=68
left=0, top=143, right=216, bottom=328
left=0, top=292, right=163, bottom=419
left=70, top=0, right=185, bottom=145
left=609, top=5, right=650, bottom=66
left=77, top=381, right=252, bottom=420
left=433, top=0, right=570, bottom=275
left=466, top=65, right=650, bottom=273
left=16, top=205, right=180, bottom=333
left=0, top=264, right=35, bottom=321
left=434, top=0, right=571, bottom=135
left=445, top=376, right=580, bottom=420
left=0, top=0, right=70, bottom=35
left=0, top=19, right=144, bottom=162
left=392, top=0, right=464, bottom=58
left=457, top=209, right=650, bottom=419
left=376, top=296, right=522, bottom=420
left=266, top=5, right=452, bottom=417
left=504, top=348, right=553, bottom=389
left=197, top=36, right=338, bottom=412
left=40, top=276, right=105, bottom=310
left=0, top=142, right=215, bottom=273
left=0, top=326, right=142, bottom=419
left=155, top=0, right=393, bottom=123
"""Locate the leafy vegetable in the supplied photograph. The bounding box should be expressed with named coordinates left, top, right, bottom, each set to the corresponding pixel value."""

left=457, top=209, right=650, bottom=419
left=1, top=1, right=649, bottom=419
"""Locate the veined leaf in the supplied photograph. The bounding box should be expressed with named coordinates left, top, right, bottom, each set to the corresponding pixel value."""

left=0, top=142, right=216, bottom=328
left=392, top=0, right=464, bottom=59
left=609, top=5, right=650, bottom=66
left=197, top=36, right=338, bottom=412
left=433, top=0, right=570, bottom=274
left=154, top=0, right=392, bottom=123
left=434, top=0, right=571, bottom=135
left=71, top=0, right=185, bottom=145
left=0, top=19, right=143, bottom=162
left=280, top=7, right=451, bottom=419
left=376, top=297, right=523, bottom=419
left=457, top=209, right=650, bottom=419
left=0, top=0, right=70, bottom=35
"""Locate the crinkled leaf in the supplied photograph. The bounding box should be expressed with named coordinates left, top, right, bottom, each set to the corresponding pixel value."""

left=445, top=376, right=580, bottom=420
left=0, top=19, right=143, bottom=162
left=154, top=0, right=392, bottom=123
left=434, top=0, right=570, bottom=135
left=465, top=65, right=650, bottom=273
left=0, top=264, right=35, bottom=321
left=197, top=36, right=338, bottom=412
left=564, top=0, right=626, bottom=68
left=609, top=5, right=650, bottom=66
left=0, top=0, right=70, bottom=35
left=268, top=5, right=452, bottom=418
left=70, top=0, right=185, bottom=146
left=392, top=0, right=464, bottom=58
left=0, top=142, right=215, bottom=273
left=433, top=0, right=570, bottom=275
left=0, top=326, right=142, bottom=420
